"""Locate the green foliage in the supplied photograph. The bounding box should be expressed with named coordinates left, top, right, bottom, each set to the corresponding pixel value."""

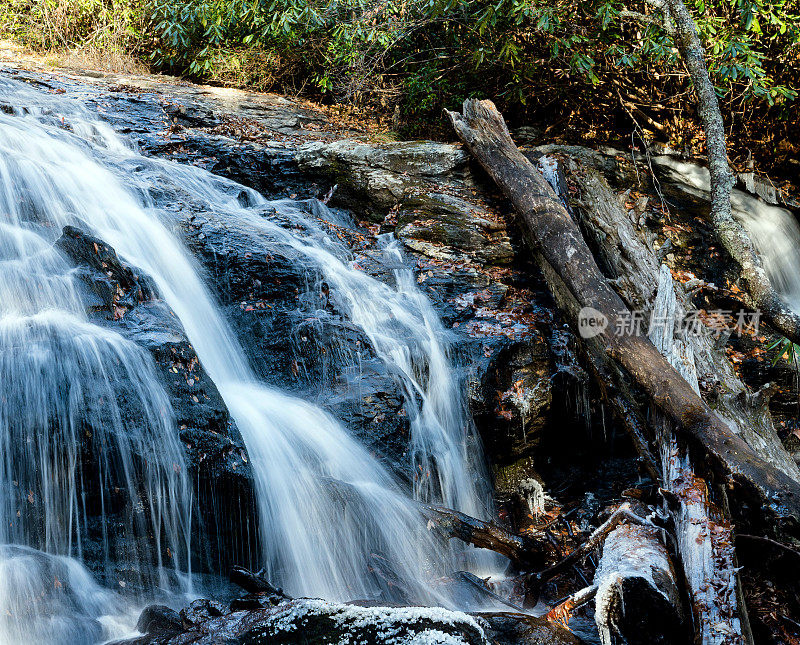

left=138, top=0, right=799, bottom=117
left=769, top=336, right=800, bottom=369
left=2, top=0, right=799, bottom=153
left=0, top=0, right=145, bottom=54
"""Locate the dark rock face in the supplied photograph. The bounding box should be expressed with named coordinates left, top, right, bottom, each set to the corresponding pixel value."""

left=174, top=204, right=417, bottom=477
left=136, top=606, right=182, bottom=637
left=54, top=225, right=258, bottom=572
left=9, top=71, right=558, bottom=493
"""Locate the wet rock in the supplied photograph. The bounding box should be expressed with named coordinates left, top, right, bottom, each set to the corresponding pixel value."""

left=396, top=193, right=514, bottom=266
left=180, top=598, right=227, bottom=628
left=164, top=101, right=219, bottom=128
left=55, top=225, right=156, bottom=312
left=176, top=206, right=417, bottom=475
left=144, top=133, right=306, bottom=198
left=53, top=225, right=257, bottom=572
left=480, top=334, right=553, bottom=459
left=136, top=605, right=182, bottom=635
left=117, top=598, right=494, bottom=645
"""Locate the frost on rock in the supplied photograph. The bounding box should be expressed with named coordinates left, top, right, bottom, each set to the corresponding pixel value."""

left=248, top=599, right=489, bottom=645
left=407, top=629, right=475, bottom=645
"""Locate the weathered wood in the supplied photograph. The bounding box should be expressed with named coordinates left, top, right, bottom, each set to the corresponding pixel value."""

left=421, top=504, right=544, bottom=567
left=573, top=164, right=799, bottom=480
left=445, top=99, right=800, bottom=529
left=532, top=502, right=659, bottom=586
left=565, top=160, right=762, bottom=643
left=593, top=524, right=685, bottom=645
left=538, top=502, right=684, bottom=642
left=230, top=566, right=290, bottom=598
left=649, top=267, right=747, bottom=645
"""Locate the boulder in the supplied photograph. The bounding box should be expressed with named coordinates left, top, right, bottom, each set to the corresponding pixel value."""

left=114, top=597, right=585, bottom=645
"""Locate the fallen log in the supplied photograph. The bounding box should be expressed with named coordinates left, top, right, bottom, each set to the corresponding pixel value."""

left=561, top=158, right=763, bottom=643
left=534, top=158, right=770, bottom=643
left=648, top=267, right=750, bottom=644
left=571, top=163, right=799, bottom=480
left=230, top=566, right=290, bottom=599
left=531, top=502, right=662, bottom=586
left=592, top=523, right=685, bottom=645
left=421, top=504, right=545, bottom=567
left=539, top=503, right=684, bottom=642
left=445, top=99, right=800, bottom=529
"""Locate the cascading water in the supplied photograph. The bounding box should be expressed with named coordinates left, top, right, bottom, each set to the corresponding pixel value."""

left=654, top=155, right=800, bottom=312
left=0, top=82, right=193, bottom=643
left=0, top=75, right=499, bottom=641
left=732, top=197, right=800, bottom=312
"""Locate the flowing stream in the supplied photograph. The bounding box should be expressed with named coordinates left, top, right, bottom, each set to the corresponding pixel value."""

left=654, top=156, right=800, bottom=313
left=0, top=76, right=496, bottom=642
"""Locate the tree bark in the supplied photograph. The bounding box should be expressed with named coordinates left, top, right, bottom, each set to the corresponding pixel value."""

left=593, top=524, right=685, bottom=645
left=570, top=162, right=799, bottom=480
left=445, top=99, right=800, bottom=529
left=648, top=267, right=750, bottom=644
left=563, top=156, right=768, bottom=642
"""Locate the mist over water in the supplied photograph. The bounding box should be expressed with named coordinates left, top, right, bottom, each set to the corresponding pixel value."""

left=0, top=76, right=498, bottom=642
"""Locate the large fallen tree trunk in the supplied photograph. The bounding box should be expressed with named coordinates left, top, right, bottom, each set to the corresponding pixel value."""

left=560, top=158, right=779, bottom=642
left=570, top=162, right=799, bottom=480
left=445, top=99, right=800, bottom=529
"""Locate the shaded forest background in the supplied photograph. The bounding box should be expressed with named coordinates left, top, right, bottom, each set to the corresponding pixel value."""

left=1, top=0, right=798, bottom=181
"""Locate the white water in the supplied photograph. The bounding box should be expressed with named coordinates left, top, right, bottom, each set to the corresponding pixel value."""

left=732, top=199, right=800, bottom=312
left=653, top=155, right=800, bottom=311
left=0, top=76, right=496, bottom=641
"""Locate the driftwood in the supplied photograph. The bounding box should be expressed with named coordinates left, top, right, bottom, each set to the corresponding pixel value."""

left=445, top=99, right=800, bottom=530
left=230, top=566, right=290, bottom=598
left=540, top=503, right=684, bottom=644
left=421, top=504, right=544, bottom=567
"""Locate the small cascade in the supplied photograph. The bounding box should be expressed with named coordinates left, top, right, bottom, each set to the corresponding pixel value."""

left=733, top=197, right=800, bottom=312
left=0, top=72, right=501, bottom=639
left=654, top=155, right=800, bottom=313
left=185, top=199, right=496, bottom=556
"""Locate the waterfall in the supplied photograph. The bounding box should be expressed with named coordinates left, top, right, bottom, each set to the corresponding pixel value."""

left=653, top=155, right=800, bottom=312
left=0, top=76, right=497, bottom=640
left=732, top=198, right=800, bottom=312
